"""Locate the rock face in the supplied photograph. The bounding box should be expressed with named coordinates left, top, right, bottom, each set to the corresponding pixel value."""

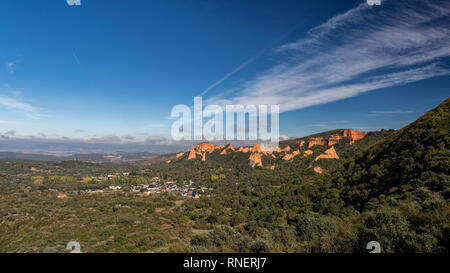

left=246, top=144, right=295, bottom=167
left=249, top=152, right=263, bottom=167
left=327, top=135, right=345, bottom=146
left=343, top=129, right=367, bottom=144
left=188, top=146, right=197, bottom=160
left=304, top=129, right=368, bottom=147
left=57, top=193, right=68, bottom=199
left=308, top=137, right=328, bottom=148
left=237, top=144, right=277, bottom=154
left=277, top=146, right=291, bottom=152
left=313, top=166, right=323, bottom=174
left=196, top=142, right=216, bottom=153
left=283, top=150, right=300, bottom=161
left=304, top=150, right=313, bottom=157
left=252, top=144, right=262, bottom=153
left=176, top=153, right=184, bottom=159
left=248, top=144, right=276, bottom=167
left=315, top=146, right=339, bottom=161
left=187, top=142, right=226, bottom=161
left=237, top=146, right=251, bottom=153
left=220, top=144, right=235, bottom=155
left=299, top=140, right=306, bottom=147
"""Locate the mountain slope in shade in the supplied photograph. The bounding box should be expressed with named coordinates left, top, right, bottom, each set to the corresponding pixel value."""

left=315, top=98, right=449, bottom=253
left=328, top=98, right=449, bottom=210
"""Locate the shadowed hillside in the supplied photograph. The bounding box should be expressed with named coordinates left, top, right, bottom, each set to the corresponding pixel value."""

left=315, top=98, right=450, bottom=252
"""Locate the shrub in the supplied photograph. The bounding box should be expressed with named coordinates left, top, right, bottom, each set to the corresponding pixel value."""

left=288, top=212, right=336, bottom=242
left=250, top=240, right=269, bottom=253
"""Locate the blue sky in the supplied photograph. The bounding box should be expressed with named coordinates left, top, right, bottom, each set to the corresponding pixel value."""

left=0, top=0, right=449, bottom=152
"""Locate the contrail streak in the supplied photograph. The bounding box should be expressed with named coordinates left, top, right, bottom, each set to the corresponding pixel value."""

left=200, top=21, right=305, bottom=97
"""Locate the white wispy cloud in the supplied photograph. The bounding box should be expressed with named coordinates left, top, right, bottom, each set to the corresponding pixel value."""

left=6, top=61, right=17, bottom=74
left=0, top=95, right=44, bottom=119
left=206, top=0, right=450, bottom=112
left=368, top=109, right=414, bottom=116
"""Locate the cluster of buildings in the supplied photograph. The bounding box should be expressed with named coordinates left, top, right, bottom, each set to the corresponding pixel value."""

left=93, top=172, right=130, bottom=181
left=88, top=176, right=209, bottom=199
left=131, top=178, right=204, bottom=198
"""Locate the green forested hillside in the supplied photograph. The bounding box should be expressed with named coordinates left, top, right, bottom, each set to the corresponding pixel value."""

left=315, top=98, right=450, bottom=252
left=334, top=98, right=448, bottom=208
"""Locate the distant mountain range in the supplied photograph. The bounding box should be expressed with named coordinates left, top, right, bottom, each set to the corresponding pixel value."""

left=0, top=152, right=158, bottom=163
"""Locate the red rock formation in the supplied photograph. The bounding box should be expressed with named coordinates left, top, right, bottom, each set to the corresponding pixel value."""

left=252, top=144, right=274, bottom=153
left=196, top=142, right=216, bottom=153
left=304, top=150, right=313, bottom=157
left=315, top=146, right=339, bottom=161
left=283, top=150, right=300, bottom=161
left=188, top=145, right=196, bottom=160
left=215, top=145, right=225, bottom=150
left=327, top=135, right=345, bottom=146
left=187, top=142, right=228, bottom=160
left=252, top=144, right=263, bottom=153
left=201, top=153, right=206, bottom=162
left=313, top=166, right=323, bottom=174
left=276, top=146, right=291, bottom=152
left=249, top=152, right=263, bottom=167
left=220, top=144, right=235, bottom=155
left=343, top=129, right=367, bottom=144
left=306, top=129, right=367, bottom=147
left=299, top=140, right=306, bottom=147
left=237, top=146, right=251, bottom=153
left=308, top=137, right=328, bottom=148
left=176, top=152, right=184, bottom=159
left=343, top=129, right=367, bottom=140
left=234, top=144, right=276, bottom=154
left=57, top=193, right=68, bottom=199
